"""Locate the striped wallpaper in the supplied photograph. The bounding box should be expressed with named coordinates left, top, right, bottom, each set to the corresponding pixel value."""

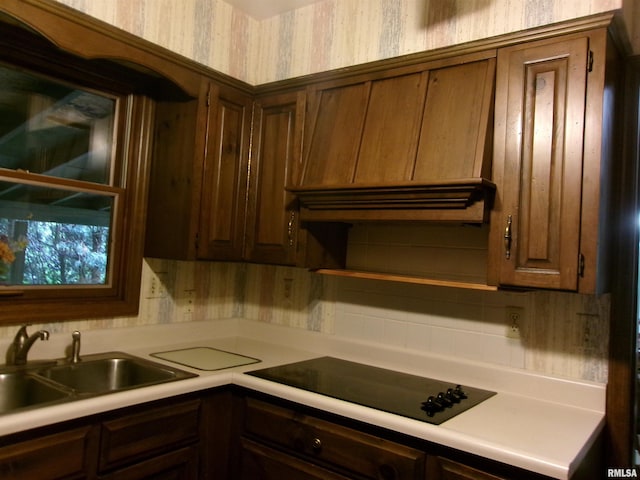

left=54, top=0, right=630, bottom=85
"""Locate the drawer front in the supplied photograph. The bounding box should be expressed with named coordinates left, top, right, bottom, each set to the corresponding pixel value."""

left=99, top=445, right=199, bottom=480
left=244, top=397, right=426, bottom=480
left=240, top=438, right=351, bottom=480
left=428, top=457, right=507, bottom=480
left=0, top=425, right=93, bottom=479
left=99, top=398, right=201, bottom=471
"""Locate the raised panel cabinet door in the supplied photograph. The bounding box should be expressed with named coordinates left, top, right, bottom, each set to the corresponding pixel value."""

left=246, top=91, right=304, bottom=265
left=198, top=82, right=252, bottom=260
left=492, top=36, right=589, bottom=290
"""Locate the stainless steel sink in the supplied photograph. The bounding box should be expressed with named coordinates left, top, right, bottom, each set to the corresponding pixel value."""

left=0, top=352, right=197, bottom=414
left=0, top=372, right=71, bottom=413
left=36, top=353, right=194, bottom=394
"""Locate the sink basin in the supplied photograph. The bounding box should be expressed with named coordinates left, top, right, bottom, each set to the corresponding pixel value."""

left=0, top=373, right=71, bottom=413
left=36, top=353, right=196, bottom=394
left=0, top=352, right=196, bottom=415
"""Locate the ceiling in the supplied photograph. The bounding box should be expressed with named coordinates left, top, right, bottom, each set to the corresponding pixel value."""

left=223, top=0, right=324, bottom=19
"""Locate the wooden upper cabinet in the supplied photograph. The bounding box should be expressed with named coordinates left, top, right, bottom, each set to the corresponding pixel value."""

left=246, top=90, right=348, bottom=268
left=488, top=29, right=618, bottom=293
left=146, top=76, right=252, bottom=261
left=146, top=90, right=202, bottom=260
left=197, top=82, right=252, bottom=260
left=245, top=91, right=304, bottom=265
left=292, top=54, right=496, bottom=223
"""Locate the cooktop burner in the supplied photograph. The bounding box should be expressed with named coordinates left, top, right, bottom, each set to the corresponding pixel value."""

left=247, top=357, right=496, bottom=425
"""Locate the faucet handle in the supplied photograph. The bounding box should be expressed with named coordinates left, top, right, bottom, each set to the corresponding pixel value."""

left=70, top=330, right=81, bottom=363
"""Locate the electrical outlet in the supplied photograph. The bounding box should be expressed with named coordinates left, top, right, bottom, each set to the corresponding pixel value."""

left=146, top=272, right=168, bottom=299
left=184, top=289, right=194, bottom=314
left=505, top=306, right=523, bottom=339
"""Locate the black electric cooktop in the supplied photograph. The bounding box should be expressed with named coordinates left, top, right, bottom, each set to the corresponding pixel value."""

left=247, top=357, right=496, bottom=425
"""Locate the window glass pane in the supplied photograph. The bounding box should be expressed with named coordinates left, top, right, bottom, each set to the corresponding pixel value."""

left=0, top=64, right=115, bottom=185
left=0, top=182, right=113, bottom=286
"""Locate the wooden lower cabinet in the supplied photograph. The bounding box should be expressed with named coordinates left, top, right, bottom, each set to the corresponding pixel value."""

left=0, top=388, right=593, bottom=480
left=232, top=392, right=566, bottom=480
left=99, top=445, right=199, bottom=480
left=239, top=396, right=426, bottom=480
left=0, top=425, right=96, bottom=479
left=428, top=456, right=507, bottom=480
left=0, top=393, right=205, bottom=480
left=240, top=438, right=352, bottom=480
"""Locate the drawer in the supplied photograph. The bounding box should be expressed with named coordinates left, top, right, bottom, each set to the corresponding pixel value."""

left=244, top=397, right=426, bottom=480
left=99, top=398, right=201, bottom=471
left=240, top=438, right=351, bottom=480
left=0, top=425, right=94, bottom=479
left=99, top=445, right=199, bottom=480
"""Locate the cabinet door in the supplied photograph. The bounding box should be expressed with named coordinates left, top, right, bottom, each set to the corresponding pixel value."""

left=0, top=425, right=95, bottom=479
left=490, top=36, right=589, bottom=290
left=245, top=91, right=304, bottom=265
left=147, top=95, right=203, bottom=260
left=198, top=82, right=252, bottom=260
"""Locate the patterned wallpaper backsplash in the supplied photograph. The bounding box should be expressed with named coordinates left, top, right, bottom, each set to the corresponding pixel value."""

left=8, top=0, right=618, bottom=383
left=0, top=258, right=610, bottom=383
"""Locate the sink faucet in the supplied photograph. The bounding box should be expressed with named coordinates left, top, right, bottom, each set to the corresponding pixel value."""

left=7, top=324, right=50, bottom=366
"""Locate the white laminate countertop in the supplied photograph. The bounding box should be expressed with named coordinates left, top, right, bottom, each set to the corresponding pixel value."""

left=0, top=318, right=605, bottom=480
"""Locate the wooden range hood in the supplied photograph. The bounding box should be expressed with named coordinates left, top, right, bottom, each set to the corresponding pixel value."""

left=288, top=54, right=496, bottom=224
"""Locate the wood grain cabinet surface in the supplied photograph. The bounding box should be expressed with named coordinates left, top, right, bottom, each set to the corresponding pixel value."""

left=197, top=82, right=253, bottom=261
left=291, top=53, right=496, bottom=224
left=246, top=90, right=311, bottom=266
left=231, top=392, right=567, bottom=480
left=146, top=76, right=253, bottom=262
left=0, top=425, right=96, bottom=480
left=488, top=28, right=620, bottom=293
left=147, top=79, right=347, bottom=268
left=0, top=394, right=204, bottom=480
left=238, top=396, right=427, bottom=480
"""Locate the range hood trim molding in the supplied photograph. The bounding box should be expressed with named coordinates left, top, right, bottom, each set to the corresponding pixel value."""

left=289, top=178, right=496, bottom=223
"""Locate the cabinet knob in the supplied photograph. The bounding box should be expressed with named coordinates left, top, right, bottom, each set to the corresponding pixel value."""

left=311, top=437, right=322, bottom=452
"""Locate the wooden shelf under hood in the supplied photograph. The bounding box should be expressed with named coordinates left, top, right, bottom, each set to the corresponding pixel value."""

left=314, top=269, right=498, bottom=291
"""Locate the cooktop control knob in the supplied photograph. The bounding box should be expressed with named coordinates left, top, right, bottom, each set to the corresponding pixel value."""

left=420, top=396, right=444, bottom=416
left=454, top=385, right=468, bottom=400
left=445, top=388, right=461, bottom=404
left=436, top=392, right=453, bottom=408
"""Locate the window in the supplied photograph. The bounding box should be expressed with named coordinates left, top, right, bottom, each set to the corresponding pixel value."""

left=0, top=8, right=172, bottom=324
left=0, top=64, right=117, bottom=287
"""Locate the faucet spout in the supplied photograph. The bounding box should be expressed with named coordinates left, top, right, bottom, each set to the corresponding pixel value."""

left=8, top=324, right=50, bottom=366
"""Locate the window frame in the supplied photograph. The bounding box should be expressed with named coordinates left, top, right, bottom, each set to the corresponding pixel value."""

left=0, top=9, right=158, bottom=324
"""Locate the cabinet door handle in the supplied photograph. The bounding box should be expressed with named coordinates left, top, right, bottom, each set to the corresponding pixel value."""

left=287, top=211, right=296, bottom=246
left=504, top=215, right=513, bottom=260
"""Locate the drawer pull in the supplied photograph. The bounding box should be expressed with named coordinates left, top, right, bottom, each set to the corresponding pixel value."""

left=311, top=437, right=322, bottom=452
